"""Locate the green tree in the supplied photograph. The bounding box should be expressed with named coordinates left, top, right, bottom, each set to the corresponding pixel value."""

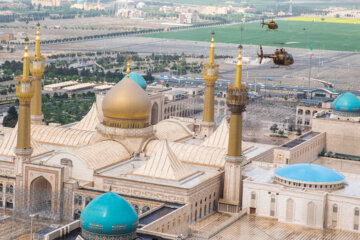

left=3, top=106, right=18, bottom=128
left=296, top=128, right=302, bottom=135
left=287, top=123, right=295, bottom=132
left=270, top=124, right=278, bottom=133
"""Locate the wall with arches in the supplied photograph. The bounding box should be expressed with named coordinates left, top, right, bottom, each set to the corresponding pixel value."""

left=243, top=180, right=325, bottom=229
left=327, top=194, right=360, bottom=232
left=0, top=176, right=15, bottom=210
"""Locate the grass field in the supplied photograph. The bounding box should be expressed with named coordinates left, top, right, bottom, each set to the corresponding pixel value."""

left=285, top=16, right=360, bottom=24
left=142, top=21, right=360, bottom=52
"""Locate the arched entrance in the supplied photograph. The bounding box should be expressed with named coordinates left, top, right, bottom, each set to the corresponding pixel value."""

left=151, top=103, right=159, bottom=125
left=30, top=176, right=52, bottom=214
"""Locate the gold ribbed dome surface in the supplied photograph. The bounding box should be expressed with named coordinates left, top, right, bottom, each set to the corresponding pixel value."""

left=102, top=77, right=151, bottom=128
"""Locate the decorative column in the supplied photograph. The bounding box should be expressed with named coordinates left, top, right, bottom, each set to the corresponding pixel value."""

left=30, top=23, right=45, bottom=125
left=15, top=37, right=34, bottom=173
left=14, top=38, right=34, bottom=213
left=218, top=46, right=248, bottom=214
left=200, top=32, right=219, bottom=137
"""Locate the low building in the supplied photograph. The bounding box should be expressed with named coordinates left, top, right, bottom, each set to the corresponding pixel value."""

left=0, top=32, right=14, bottom=42
left=243, top=163, right=360, bottom=232
left=44, top=81, right=78, bottom=92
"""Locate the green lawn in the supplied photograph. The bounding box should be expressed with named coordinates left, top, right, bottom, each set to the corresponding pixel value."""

left=142, top=21, right=360, bottom=52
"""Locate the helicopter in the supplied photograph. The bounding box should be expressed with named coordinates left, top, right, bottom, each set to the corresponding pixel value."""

left=261, top=18, right=278, bottom=30
left=258, top=45, right=294, bottom=67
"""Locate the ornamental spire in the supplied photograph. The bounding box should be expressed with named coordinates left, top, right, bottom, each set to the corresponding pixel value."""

left=35, top=23, right=41, bottom=58
left=209, top=32, right=215, bottom=65
left=126, top=56, right=131, bottom=78
left=23, top=37, right=30, bottom=80
left=234, top=45, right=242, bottom=88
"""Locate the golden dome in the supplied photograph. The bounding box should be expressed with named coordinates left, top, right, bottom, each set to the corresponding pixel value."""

left=102, top=77, right=151, bottom=129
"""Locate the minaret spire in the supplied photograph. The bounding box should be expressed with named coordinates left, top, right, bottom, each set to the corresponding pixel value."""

left=23, top=38, right=30, bottom=80
left=209, top=32, right=215, bottom=65
left=35, top=23, right=41, bottom=58
left=218, top=45, right=248, bottom=214
left=30, top=22, right=46, bottom=125
left=234, top=46, right=242, bottom=88
left=126, top=56, right=131, bottom=78
left=200, top=32, right=219, bottom=137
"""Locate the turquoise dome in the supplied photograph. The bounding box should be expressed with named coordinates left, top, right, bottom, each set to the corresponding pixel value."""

left=122, top=72, right=147, bottom=89
left=331, top=92, right=360, bottom=112
left=80, top=192, right=138, bottom=239
left=275, top=164, right=345, bottom=183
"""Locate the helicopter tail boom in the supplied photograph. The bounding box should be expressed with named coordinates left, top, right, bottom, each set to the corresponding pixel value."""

left=257, top=45, right=264, bottom=64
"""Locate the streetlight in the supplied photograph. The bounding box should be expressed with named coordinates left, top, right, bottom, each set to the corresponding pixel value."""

left=30, top=213, right=39, bottom=240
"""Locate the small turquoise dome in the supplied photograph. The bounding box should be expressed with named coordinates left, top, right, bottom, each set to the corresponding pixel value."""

left=122, top=72, right=147, bottom=89
left=275, top=164, right=345, bottom=183
left=331, top=92, right=360, bottom=112
left=80, top=192, right=138, bottom=239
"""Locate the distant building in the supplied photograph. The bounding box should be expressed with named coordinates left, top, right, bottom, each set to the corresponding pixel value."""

left=115, top=8, right=145, bottom=18
left=178, top=13, right=200, bottom=24
left=31, top=0, right=69, bottom=7
left=0, top=32, right=14, bottom=42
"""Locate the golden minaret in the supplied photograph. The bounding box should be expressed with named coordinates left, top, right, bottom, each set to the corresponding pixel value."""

left=218, top=46, right=248, bottom=213
left=200, top=32, right=219, bottom=137
left=15, top=37, right=34, bottom=171
left=30, top=23, right=45, bottom=125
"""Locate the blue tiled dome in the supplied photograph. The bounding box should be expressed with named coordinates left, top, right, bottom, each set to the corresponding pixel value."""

left=80, top=192, right=138, bottom=239
left=275, top=164, right=345, bottom=183
left=122, top=72, right=147, bottom=89
left=331, top=92, right=360, bottom=112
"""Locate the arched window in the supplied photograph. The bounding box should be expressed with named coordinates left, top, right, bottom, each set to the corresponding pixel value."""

left=85, top=196, right=93, bottom=206
left=5, top=197, right=13, bottom=209
left=74, top=209, right=81, bottom=220
left=354, top=207, right=359, bottom=230
left=332, top=204, right=338, bottom=228
left=132, top=204, right=139, bottom=214
left=286, top=198, right=294, bottom=222
left=74, top=195, right=83, bottom=205
left=0, top=183, right=2, bottom=192
left=0, top=197, right=2, bottom=208
left=307, top=202, right=315, bottom=226
left=6, top=184, right=13, bottom=194
left=142, top=206, right=150, bottom=214
left=270, top=195, right=276, bottom=217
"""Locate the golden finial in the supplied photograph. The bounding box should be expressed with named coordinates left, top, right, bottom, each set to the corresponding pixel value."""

left=234, top=45, right=242, bottom=88
left=209, top=32, right=215, bottom=65
left=35, top=22, right=41, bottom=58
left=23, top=37, right=30, bottom=80
left=126, top=56, right=131, bottom=78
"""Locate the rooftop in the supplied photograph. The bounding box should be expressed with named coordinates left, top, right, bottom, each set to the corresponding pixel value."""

left=98, top=158, right=220, bottom=189
left=282, top=132, right=319, bottom=149
left=195, top=215, right=360, bottom=240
